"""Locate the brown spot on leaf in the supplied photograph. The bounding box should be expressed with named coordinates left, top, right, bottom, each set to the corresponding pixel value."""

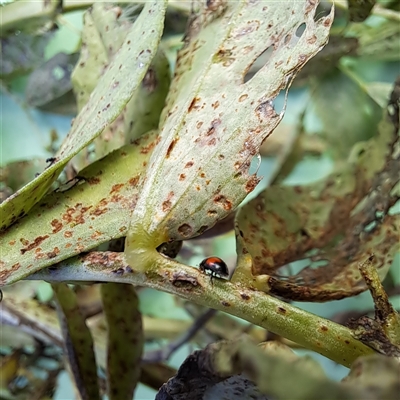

left=20, top=235, right=50, bottom=254
left=166, top=138, right=179, bottom=158
left=46, top=247, right=60, bottom=259
left=185, top=161, right=194, bottom=168
left=87, top=177, right=101, bottom=185
left=0, top=263, right=21, bottom=284
left=240, top=293, right=251, bottom=300
left=110, top=183, right=124, bottom=194
left=64, top=231, right=73, bottom=238
left=50, top=219, right=63, bottom=234
left=307, top=35, right=317, bottom=44
left=162, top=200, right=172, bottom=212
left=239, top=94, right=248, bottom=102
left=129, top=176, right=140, bottom=186
left=206, top=118, right=221, bottom=136
left=178, top=224, right=193, bottom=237
left=140, top=140, right=157, bottom=154
left=212, top=101, right=220, bottom=109
left=179, top=174, right=186, bottom=181
left=214, top=195, right=232, bottom=211
left=188, top=97, right=201, bottom=112
left=221, top=301, right=230, bottom=307
left=245, top=176, right=260, bottom=193
left=320, top=325, right=328, bottom=332
left=162, top=192, right=174, bottom=212
left=62, top=204, right=92, bottom=225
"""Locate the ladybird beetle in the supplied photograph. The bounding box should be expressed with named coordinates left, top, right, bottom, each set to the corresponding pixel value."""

left=199, top=257, right=229, bottom=283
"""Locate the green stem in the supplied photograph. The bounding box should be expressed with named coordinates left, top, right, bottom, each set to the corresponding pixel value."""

left=29, top=251, right=375, bottom=367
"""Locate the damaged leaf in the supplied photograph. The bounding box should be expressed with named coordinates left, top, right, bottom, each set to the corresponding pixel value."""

left=0, top=131, right=157, bottom=286
left=234, top=93, right=400, bottom=301
left=347, top=255, right=400, bottom=355
left=53, top=283, right=100, bottom=400
left=101, top=283, right=143, bottom=400
left=125, top=0, right=334, bottom=270
left=0, top=0, right=167, bottom=232
left=71, top=4, right=170, bottom=169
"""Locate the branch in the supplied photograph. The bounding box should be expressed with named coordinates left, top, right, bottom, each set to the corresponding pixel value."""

left=28, top=251, right=375, bottom=367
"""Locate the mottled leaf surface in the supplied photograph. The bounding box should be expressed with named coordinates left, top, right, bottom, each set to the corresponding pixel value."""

left=234, top=108, right=399, bottom=301
left=126, top=0, right=334, bottom=268
left=71, top=4, right=170, bottom=169
left=347, top=256, right=400, bottom=355
left=0, top=131, right=157, bottom=286
left=101, top=283, right=143, bottom=400
left=53, top=283, right=100, bottom=400
left=0, top=0, right=167, bottom=232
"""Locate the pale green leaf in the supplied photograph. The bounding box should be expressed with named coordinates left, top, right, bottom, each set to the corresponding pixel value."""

left=126, top=0, right=334, bottom=270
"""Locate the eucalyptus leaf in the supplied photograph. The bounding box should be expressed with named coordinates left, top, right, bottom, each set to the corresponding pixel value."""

left=0, top=0, right=167, bottom=232
left=0, top=131, right=157, bottom=286
left=53, top=283, right=100, bottom=400
left=125, top=0, right=334, bottom=271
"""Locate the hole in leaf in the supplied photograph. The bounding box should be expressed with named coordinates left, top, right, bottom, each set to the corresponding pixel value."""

left=295, top=23, right=306, bottom=38
left=243, top=47, right=273, bottom=83
left=313, top=1, right=332, bottom=21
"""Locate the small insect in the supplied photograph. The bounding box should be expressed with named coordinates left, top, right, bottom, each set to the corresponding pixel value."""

left=199, top=256, right=229, bottom=284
